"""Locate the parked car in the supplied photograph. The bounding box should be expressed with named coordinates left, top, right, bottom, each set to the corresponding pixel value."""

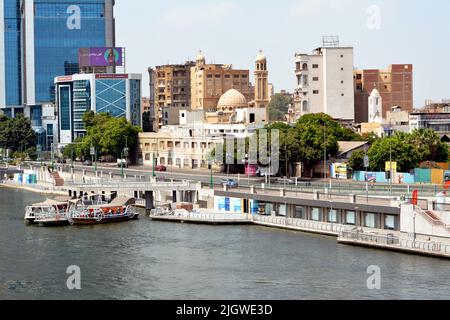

left=57, top=158, right=67, bottom=164
left=155, top=165, right=167, bottom=172
left=221, top=179, right=238, bottom=188
left=275, top=177, right=295, bottom=185
left=83, top=160, right=92, bottom=166
left=117, top=158, right=130, bottom=168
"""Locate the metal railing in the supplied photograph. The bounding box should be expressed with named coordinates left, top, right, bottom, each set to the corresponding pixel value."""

left=339, top=231, right=450, bottom=256
left=253, top=215, right=345, bottom=234
left=151, top=210, right=249, bottom=222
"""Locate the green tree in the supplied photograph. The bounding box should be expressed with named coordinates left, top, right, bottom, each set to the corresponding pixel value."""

left=368, top=134, right=420, bottom=172
left=293, top=114, right=340, bottom=165
left=268, top=94, right=292, bottom=121
left=74, top=112, right=142, bottom=160
left=348, top=149, right=366, bottom=171
left=407, top=128, right=449, bottom=163
left=0, top=114, right=36, bottom=152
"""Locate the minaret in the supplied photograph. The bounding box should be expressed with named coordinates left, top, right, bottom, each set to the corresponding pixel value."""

left=254, top=50, right=269, bottom=121
left=368, top=89, right=382, bottom=123
left=196, top=50, right=206, bottom=67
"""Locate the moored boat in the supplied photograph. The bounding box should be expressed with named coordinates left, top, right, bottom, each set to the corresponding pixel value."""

left=68, top=197, right=139, bottom=225
left=25, top=198, right=70, bottom=226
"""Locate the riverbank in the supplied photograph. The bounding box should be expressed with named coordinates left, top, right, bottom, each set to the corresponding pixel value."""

left=149, top=211, right=450, bottom=260
left=0, top=181, right=66, bottom=196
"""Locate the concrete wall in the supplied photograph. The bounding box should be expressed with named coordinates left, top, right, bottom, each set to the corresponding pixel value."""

left=400, top=204, right=450, bottom=239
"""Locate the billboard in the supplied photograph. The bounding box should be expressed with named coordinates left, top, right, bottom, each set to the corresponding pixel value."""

left=331, top=163, right=348, bottom=180
left=79, top=47, right=123, bottom=67
left=385, top=162, right=398, bottom=174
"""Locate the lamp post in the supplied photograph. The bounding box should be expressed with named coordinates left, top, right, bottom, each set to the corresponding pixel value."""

left=323, top=126, right=327, bottom=192
left=152, top=153, right=157, bottom=178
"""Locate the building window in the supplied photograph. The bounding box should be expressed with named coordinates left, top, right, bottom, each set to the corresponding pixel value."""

left=341, top=67, right=344, bottom=71
left=311, top=208, right=322, bottom=221
left=313, top=90, right=319, bottom=94
left=145, top=153, right=151, bottom=161
left=345, top=211, right=356, bottom=225
left=312, top=64, right=319, bottom=68
left=313, top=77, right=319, bottom=81
left=328, top=209, right=338, bottom=223
left=295, top=206, right=305, bottom=219
left=385, top=215, right=396, bottom=230
left=364, top=213, right=377, bottom=228
left=340, top=54, right=344, bottom=58
left=341, top=94, right=345, bottom=97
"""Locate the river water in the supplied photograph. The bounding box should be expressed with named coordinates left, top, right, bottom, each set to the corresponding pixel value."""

left=0, top=186, right=449, bottom=300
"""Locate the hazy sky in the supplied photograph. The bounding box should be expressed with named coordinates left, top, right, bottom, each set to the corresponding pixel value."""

left=115, top=0, right=450, bottom=107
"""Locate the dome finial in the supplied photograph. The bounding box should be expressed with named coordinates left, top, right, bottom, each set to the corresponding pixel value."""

left=256, top=50, right=266, bottom=62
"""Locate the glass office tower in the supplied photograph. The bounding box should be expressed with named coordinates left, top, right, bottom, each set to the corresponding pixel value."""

left=0, top=0, right=115, bottom=114
left=0, top=0, right=22, bottom=115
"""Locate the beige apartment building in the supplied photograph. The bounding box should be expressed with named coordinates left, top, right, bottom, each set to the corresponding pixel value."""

left=190, top=51, right=253, bottom=111
left=154, top=62, right=195, bottom=109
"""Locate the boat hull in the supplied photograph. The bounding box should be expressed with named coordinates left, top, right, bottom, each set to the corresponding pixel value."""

left=38, top=220, right=71, bottom=227
left=70, top=214, right=140, bottom=226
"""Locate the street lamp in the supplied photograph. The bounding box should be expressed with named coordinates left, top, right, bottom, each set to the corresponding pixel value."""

left=245, top=153, right=250, bottom=187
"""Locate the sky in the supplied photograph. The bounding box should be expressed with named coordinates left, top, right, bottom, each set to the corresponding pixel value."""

left=115, top=0, right=450, bottom=108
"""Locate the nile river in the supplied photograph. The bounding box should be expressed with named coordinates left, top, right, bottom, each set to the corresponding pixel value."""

left=0, top=187, right=449, bottom=300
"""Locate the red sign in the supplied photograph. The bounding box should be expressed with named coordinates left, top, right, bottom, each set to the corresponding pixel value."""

left=412, top=190, right=419, bottom=206
left=57, top=76, right=73, bottom=82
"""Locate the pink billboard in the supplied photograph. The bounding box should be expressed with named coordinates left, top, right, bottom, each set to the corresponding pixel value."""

left=79, top=47, right=123, bottom=67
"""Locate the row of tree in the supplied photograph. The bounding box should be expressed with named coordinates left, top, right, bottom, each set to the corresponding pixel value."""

left=265, top=113, right=363, bottom=171
left=62, top=112, right=141, bottom=160
left=349, top=129, right=449, bottom=172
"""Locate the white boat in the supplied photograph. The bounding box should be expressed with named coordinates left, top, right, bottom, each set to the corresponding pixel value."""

left=25, top=199, right=70, bottom=226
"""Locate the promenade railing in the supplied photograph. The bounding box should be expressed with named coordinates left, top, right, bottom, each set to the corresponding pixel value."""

left=339, top=231, right=450, bottom=256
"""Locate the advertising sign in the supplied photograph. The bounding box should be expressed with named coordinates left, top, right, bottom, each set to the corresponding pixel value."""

left=366, top=173, right=377, bottom=183
left=232, top=198, right=242, bottom=213
left=79, top=47, right=123, bottom=67
left=224, top=198, right=230, bottom=212
left=250, top=200, right=259, bottom=215
left=332, top=163, right=348, bottom=180
left=385, top=162, right=398, bottom=174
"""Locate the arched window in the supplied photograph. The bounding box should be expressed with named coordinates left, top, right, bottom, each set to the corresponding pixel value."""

left=302, top=63, right=308, bottom=70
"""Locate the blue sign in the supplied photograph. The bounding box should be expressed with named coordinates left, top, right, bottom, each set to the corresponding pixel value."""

left=225, top=198, right=230, bottom=212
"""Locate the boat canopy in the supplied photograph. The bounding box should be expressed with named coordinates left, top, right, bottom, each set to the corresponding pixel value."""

left=30, top=199, right=68, bottom=208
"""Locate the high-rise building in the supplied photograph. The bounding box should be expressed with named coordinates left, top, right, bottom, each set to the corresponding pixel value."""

left=0, top=0, right=115, bottom=122
left=354, top=64, right=413, bottom=123
left=190, top=51, right=252, bottom=111
left=294, top=37, right=355, bottom=121
left=0, top=0, right=22, bottom=116
left=55, top=73, right=142, bottom=144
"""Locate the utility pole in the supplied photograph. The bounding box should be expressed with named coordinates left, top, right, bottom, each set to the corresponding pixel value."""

left=389, top=120, right=393, bottom=197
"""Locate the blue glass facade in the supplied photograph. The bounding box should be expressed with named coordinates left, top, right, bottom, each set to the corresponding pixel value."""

left=95, top=79, right=126, bottom=118
left=59, top=85, right=71, bottom=131
left=4, top=0, right=22, bottom=106
left=30, top=105, right=42, bottom=127
left=34, top=0, right=108, bottom=104
left=129, top=79, right=141, bottom=126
